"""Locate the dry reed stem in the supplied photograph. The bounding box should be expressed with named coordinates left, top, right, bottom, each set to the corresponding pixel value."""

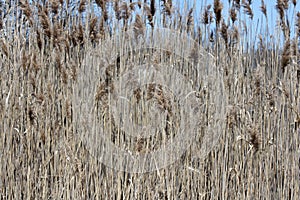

left=243, top=1, right=253, bottom=19
left=230, top=8, right=237, bottom=23
left=134, top=14, right=145, bottom=39
left=260, top=0, right=267, bottom=17
left=0, top=0, right=299, bottom=199
left=214, top=0, right=223, bottom=26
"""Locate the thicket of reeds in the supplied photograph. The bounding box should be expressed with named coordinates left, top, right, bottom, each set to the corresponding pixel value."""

left=0, top=0, right=299, bottom=199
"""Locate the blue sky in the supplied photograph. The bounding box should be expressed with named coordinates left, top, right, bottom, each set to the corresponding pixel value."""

left=23, top=0, right=300, bottom=43
left=193, top=0, right=300, bottom=39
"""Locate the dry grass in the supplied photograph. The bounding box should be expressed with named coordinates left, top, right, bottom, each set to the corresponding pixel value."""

left=0, top=0, right=299, bottom=199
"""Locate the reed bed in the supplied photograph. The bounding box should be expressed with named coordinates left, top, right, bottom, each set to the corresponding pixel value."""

left=0, top=0, right=299, bottom=199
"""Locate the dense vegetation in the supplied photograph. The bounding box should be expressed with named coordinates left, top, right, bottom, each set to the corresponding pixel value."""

left=0, top=0, right=299, bottom=199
